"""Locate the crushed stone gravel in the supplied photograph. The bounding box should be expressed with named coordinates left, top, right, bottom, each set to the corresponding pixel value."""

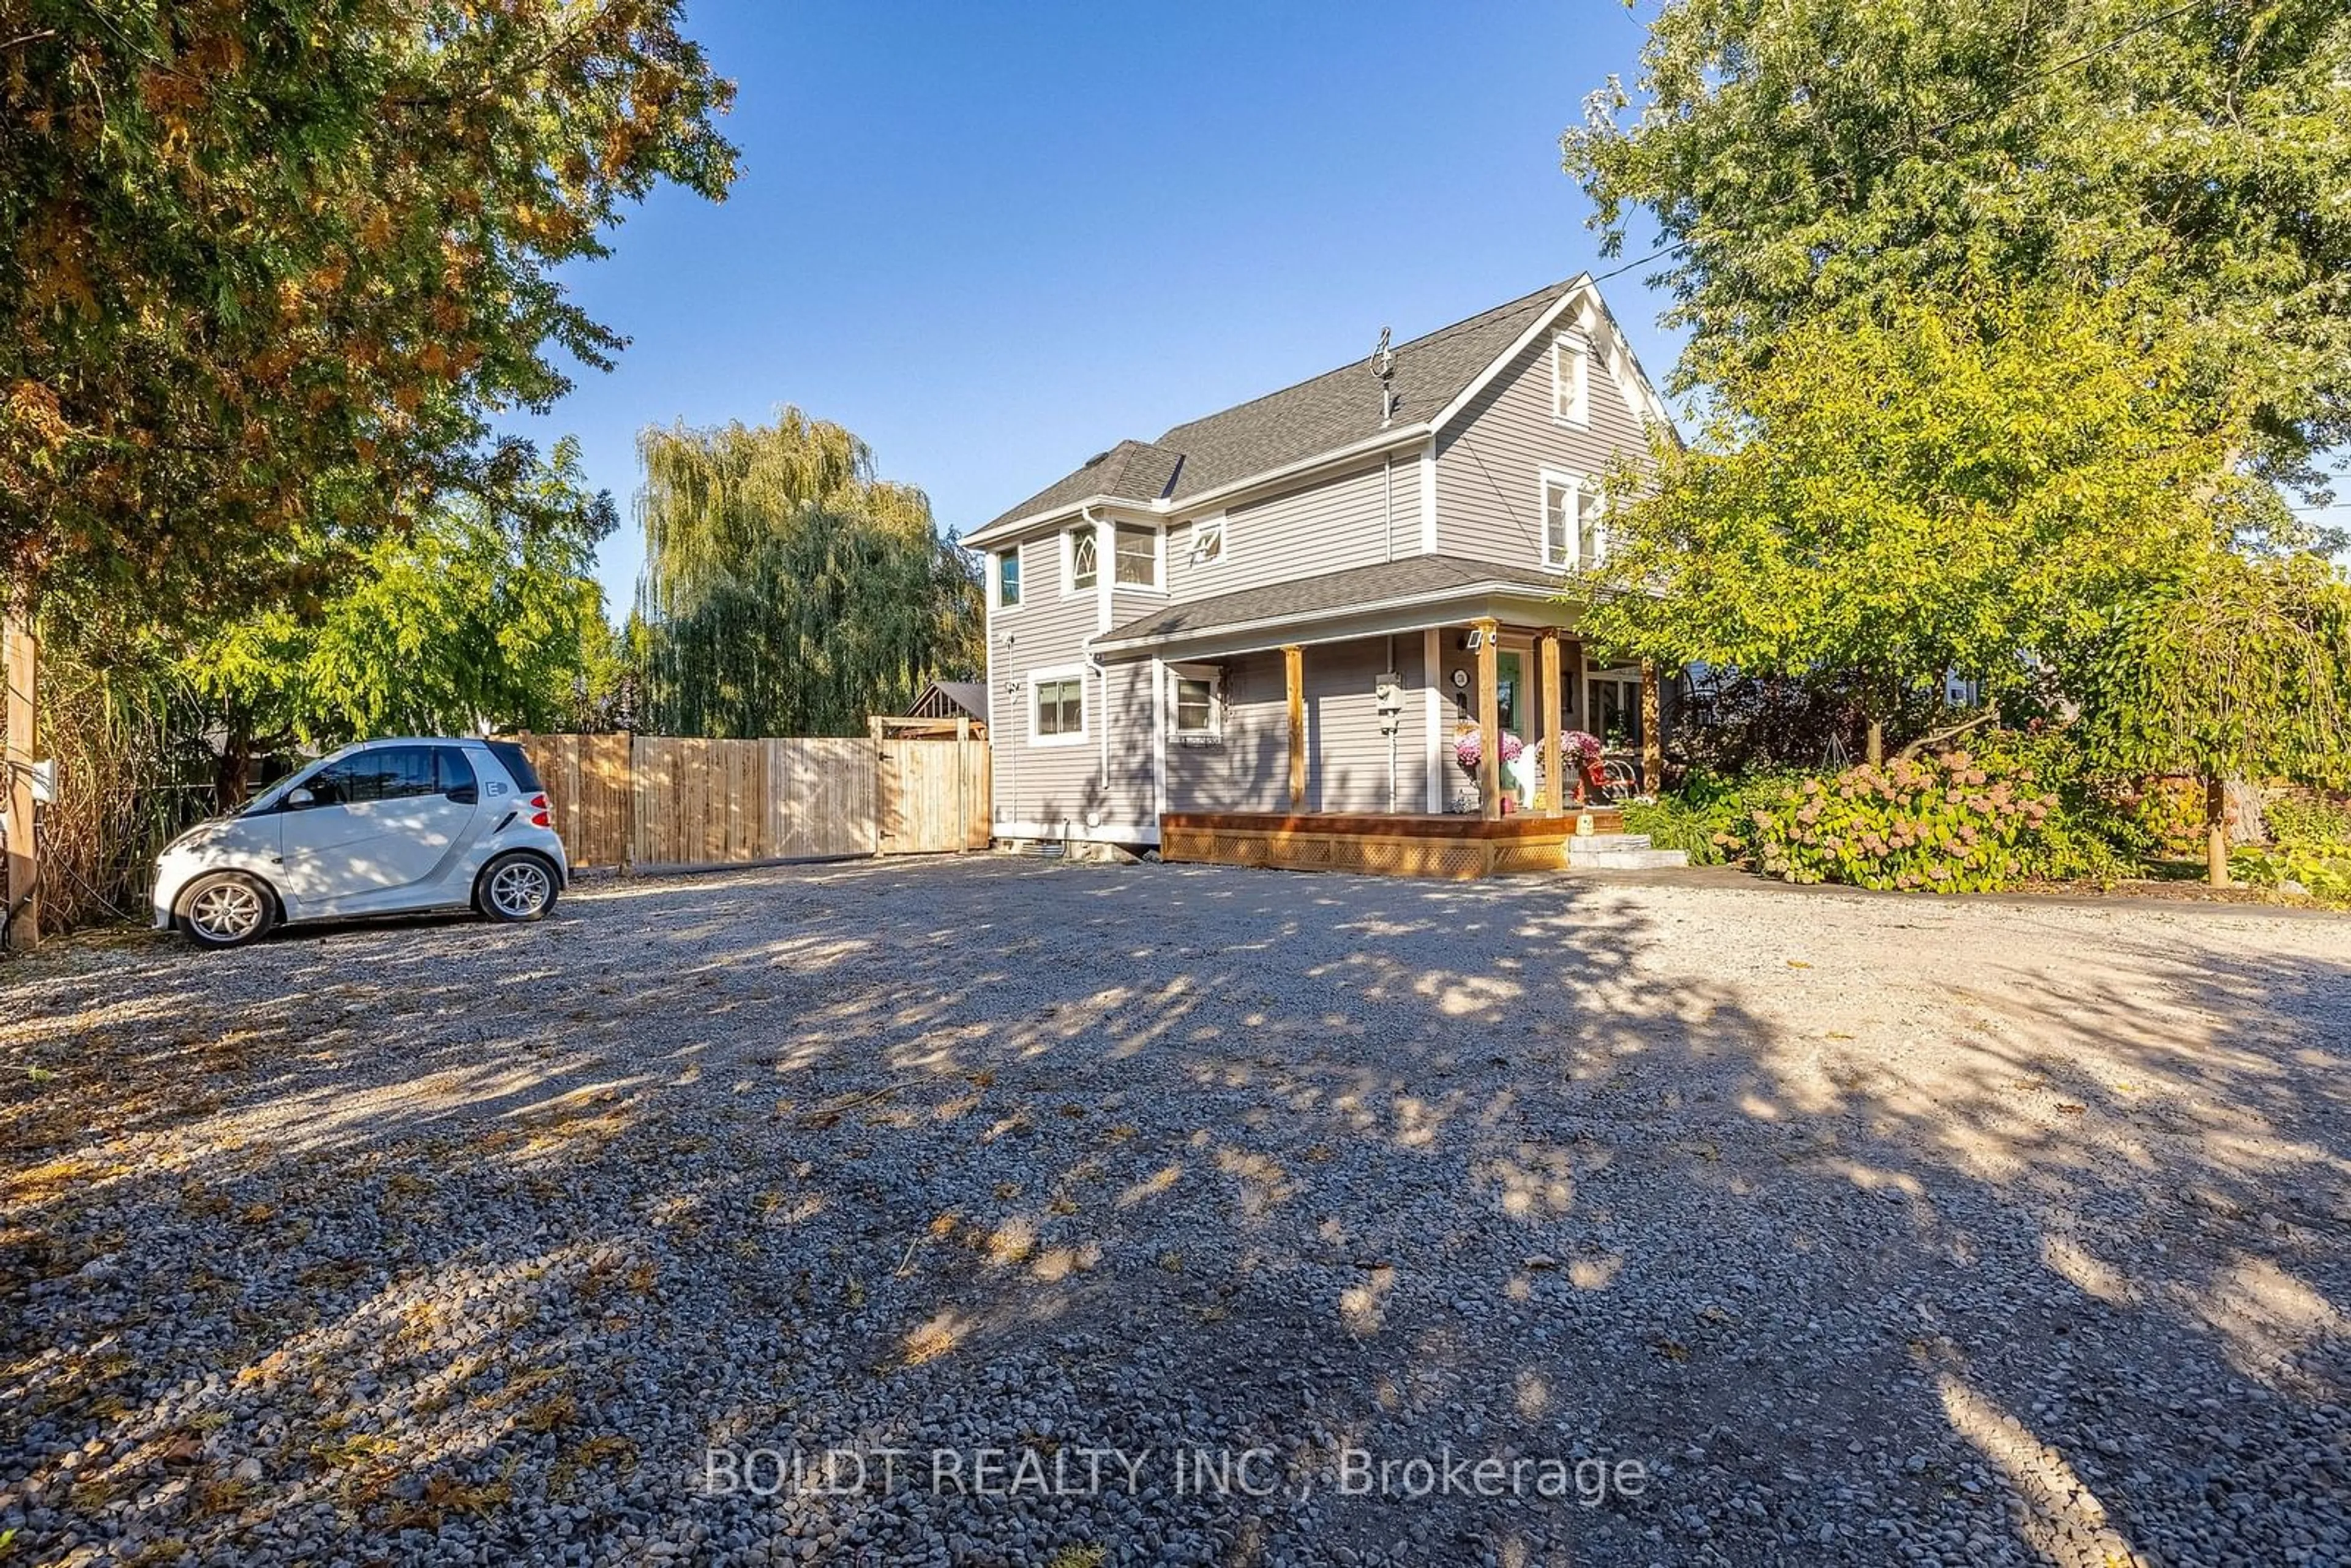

left=2, top=855, right=2347, bottom=1567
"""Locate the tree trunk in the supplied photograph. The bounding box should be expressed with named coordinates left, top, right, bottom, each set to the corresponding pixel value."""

left=215, top=706, right=254, bottom=811
left=2205, top=774, right=2230, bottom=888
left=1865, top=718, right=1884, bottom=767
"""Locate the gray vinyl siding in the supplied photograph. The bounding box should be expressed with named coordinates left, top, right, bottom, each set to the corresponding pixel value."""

left=1161, top=635, right=1425, bottom=815
left=1433, top=324, right=1654, bottom=570
left=1161, top=650, right=1286, bottom=812
left=1166, top=459, right=1412, bottom=602
left=986, top=530, right=1111, bottom=834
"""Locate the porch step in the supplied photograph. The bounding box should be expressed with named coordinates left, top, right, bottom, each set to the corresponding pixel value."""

left=1562, top=832, right=1692, bottom=871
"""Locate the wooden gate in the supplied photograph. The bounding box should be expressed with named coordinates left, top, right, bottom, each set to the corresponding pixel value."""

left=876, top=737, right=990, bottom=854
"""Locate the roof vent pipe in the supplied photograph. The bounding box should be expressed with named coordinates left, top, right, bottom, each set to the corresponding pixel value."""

left=1372, top=327, right=1397, bottom=426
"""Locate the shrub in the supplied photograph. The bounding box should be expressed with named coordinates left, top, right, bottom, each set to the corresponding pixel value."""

left=2267, top=789, right=2351, bottom=849
left=1621, top=798, right=1726, bottom=863
left=1733, top=751, right=2060, bottom=892
left=2232, top=842, right=2351, bottom=902
left=1967, top=727, right=2151, bottom=881
left=1625, top=770, right=1805, bottom=866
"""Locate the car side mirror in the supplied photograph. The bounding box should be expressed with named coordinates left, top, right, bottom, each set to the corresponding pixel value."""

left=285, top=786, right=315, bottom=808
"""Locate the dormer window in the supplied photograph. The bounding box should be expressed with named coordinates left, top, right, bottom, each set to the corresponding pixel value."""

left=1067, top=526, right=1098, bottom=591
left=1551, top=334, right=1589, bottom=426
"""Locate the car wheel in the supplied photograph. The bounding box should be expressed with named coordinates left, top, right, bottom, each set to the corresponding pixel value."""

left=477, top=852, right=558, bottom=923
left=178, top=872, right=278, bottom=949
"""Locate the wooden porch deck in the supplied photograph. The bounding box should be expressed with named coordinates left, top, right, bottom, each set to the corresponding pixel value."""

left=1160, top=808, right=1628, bottom=880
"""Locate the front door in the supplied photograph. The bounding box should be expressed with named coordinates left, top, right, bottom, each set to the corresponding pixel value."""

left=277, top=746, right=486, bottom=914
left=1494, top=651, right=1524, bottom=737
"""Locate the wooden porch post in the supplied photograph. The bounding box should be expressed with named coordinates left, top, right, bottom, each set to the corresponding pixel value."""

left=1283, top=643, right=1305, bottom=811
left=1473, top=618, right=1501, bottom=820
left=3, top=609, right=37, bottom=950
left=1640, top=659, right=1663, bottom=795
left=1537, top=631, right=1562, bottom=817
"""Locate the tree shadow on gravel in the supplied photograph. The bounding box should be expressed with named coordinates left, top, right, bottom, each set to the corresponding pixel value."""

left=1, top=860, right=2346, bottom=1568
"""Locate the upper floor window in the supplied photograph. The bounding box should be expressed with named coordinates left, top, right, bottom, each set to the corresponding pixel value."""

left=1542, top=472, right=1605, bottom=572
left=1189, top=517, right=1226, bottom=566
left=1113, top=523, right=1161, bottom=588
left=996, top=548, right=1021, bottom=607
left=1551, top=334, right=1589, bottom=426
left=1067, top=527, right=1098, bottom=592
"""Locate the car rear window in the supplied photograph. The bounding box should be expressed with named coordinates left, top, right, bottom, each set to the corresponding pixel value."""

left=485, top=740, right=543, bottom=794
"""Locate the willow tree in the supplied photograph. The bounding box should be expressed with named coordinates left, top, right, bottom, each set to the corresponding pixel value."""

left=634, top=411, right=981, bottom=737
left=2075, top=550, right=2351, bottom=886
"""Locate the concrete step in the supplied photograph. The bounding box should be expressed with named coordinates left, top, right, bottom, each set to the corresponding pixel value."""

left=1567, top=833, right=1655, bottom=852
left=1564, top=838, right=1692, bottom=870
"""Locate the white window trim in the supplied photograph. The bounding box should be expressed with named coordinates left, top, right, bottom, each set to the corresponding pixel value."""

left=1551, top=333, right=1589, bottom=427
left=991, top=543, right=1023, bottom=610
left=1111, top=520, right=1167, bottom=593
left=1539, top=467, right=1606, bottom=572
left=1186, top=513, right=1229, bottom=570
left=1166, top=661, right=1223, bottom=739
left=1027, top=662, right=1090, bottom=748
left=1062, top=524, right=1099, bottom=597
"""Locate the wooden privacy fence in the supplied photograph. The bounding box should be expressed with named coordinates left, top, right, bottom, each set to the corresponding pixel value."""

left=506, top=732, right=990, bottom=871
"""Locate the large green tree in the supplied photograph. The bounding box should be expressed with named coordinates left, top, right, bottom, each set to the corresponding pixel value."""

left=1580, top=284, right=2236, bottom=759
left=1565, top=0, right=2351, bottom=503
left=1, top=0, right=735, bottom=625
left=636, top=411, right=983, bottom=737
left=188, top=440, right=617, bottom=802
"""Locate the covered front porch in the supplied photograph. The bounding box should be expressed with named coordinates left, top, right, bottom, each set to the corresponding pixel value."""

left=1097, top=555, right=1672, bottom=876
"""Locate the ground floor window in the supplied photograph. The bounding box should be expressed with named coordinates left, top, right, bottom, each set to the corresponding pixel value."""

left=1588, top=667, right=1644, bottom=748
left=1031, top=670, right=1086, bottom=743
left=1168, top=664, right=1221, bottom=738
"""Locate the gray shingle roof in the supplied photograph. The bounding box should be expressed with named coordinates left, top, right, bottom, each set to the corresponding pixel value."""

left=911, top=680, right=988, bottom=722
left=980, top=278, right=1583, bottom=533
left=1098, top=553, right=1567, bottom=648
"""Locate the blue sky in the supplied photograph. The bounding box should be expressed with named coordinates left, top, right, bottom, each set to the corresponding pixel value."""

left=504, top=1, right=2347, bottom=611
left=501, top=1, right=1682, bottom=612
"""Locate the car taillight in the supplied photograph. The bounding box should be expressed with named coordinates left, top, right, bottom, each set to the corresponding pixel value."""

left=530, top=793, right=550, bottom=827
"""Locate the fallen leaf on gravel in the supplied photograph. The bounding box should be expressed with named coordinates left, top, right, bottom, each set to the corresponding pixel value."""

left=1787, top=959, right=1812, bottom=969
left=1652, top=1338, right=1690, bottom=1362
left=2057, top=1103, right=2085, bottom=1116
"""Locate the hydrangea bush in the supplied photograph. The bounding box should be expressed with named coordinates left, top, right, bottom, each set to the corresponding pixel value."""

left=1734, top=751, right=2059, bottom=892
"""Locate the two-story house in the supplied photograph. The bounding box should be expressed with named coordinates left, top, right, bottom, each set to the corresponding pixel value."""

left=965, top=276, right=1679, bottom=872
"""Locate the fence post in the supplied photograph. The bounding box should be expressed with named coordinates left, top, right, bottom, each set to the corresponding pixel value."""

left=869, top=716, right=888, bottom=858
left=2, top=609, right=37, bottom=951
left=954, top=716, right=970, bottom=853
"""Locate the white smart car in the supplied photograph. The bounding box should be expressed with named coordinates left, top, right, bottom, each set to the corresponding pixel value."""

left=152, top=737, right=569, bottom=949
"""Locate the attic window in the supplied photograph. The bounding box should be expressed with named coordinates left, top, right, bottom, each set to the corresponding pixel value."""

left=1552, top=334, right=1589, bottom=426
left=1067, top=527, right=1098, bottom=591
left=1190, top=517, right=1225, bottom=565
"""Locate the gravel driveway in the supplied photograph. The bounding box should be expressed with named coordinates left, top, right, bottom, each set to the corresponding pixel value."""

left=4, top=857, right=2348, bottom=1567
